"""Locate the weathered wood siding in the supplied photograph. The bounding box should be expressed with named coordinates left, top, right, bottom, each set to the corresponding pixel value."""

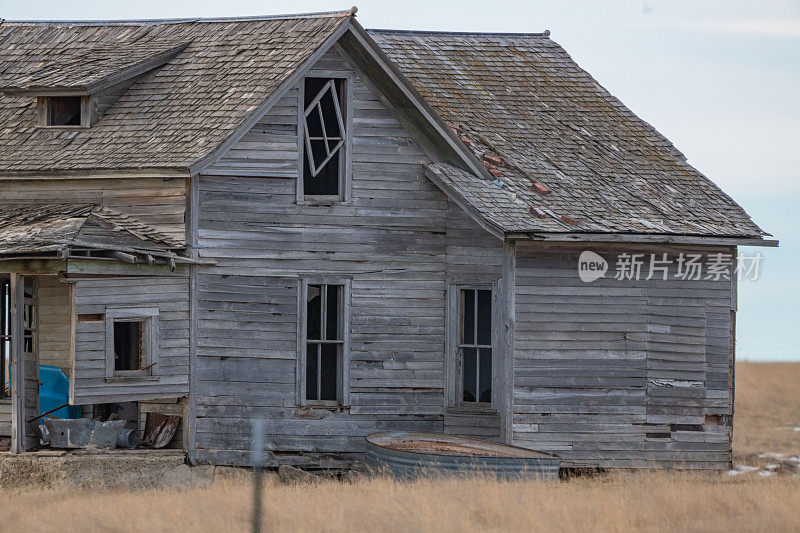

left=512, top=243, right=734, bottom=469
left=0, top=176, right=187, bottom=242
left=37, top=275, right=72, bottom=375
left=194, top=48, right=507, bottom=464
left=443, top=200, right=504, bottom=440
left=70, top=275, right=190, bottom=404
left=0, top=400, right=10, bottom=437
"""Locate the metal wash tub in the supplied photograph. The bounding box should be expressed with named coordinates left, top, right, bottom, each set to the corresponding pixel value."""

left=365, top=431, right=560, bottom=480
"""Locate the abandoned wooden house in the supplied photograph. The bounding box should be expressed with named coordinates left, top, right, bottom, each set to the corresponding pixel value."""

left=0, top=9, right=776, bottom=469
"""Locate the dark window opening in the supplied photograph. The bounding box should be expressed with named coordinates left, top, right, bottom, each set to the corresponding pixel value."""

left=23, top=303, right=35, bottom=354
left=47, top=97, right=82, bottom=126
left=460, top=289, right=492, bottom=403
left=114, top=320, right=144, bottom=372
left=305, top=284, right=343, bottom=402
left=1, top=280, right=9, bottom=397
left=302, top=77, right=346, bottom=197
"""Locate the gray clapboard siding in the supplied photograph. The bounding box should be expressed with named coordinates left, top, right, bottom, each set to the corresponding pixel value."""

left=70, top=276, right=190, bottom=404
left=512, top=243, right=733, bottom=468
left=37, top=275, right=72, bottom=375
left=194, top=48, right=509, bottom=463
left=0, top=400, right=10, bottom=437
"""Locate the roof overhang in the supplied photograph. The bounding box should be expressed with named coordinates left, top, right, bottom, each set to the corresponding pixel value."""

left=507, top=232, right=779, bottom=248
left=423, top=165, right=505, bottom=239
left=0, top=168, right=189, bottom=180
left=0, top=255, right=208, bottom=277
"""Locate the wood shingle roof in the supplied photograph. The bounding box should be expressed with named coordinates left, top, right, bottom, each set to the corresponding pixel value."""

left=0, top=11, right=352, bottom=173
left=0, top=13, right=769, bottom=240
left=369, top=30, right=767, bottom=238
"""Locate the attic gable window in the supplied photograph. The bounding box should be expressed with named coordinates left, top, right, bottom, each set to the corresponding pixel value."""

left=299, top=76, right=350, bottom=201
left=39, top=96, right=88, bottom=128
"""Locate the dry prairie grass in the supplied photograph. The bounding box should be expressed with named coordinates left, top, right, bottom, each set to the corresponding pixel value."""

left=0, top=361, right=796, bottom=533
left=733, top=362, right=800, bottom=457
left=1, top=472, right=798, bottom=532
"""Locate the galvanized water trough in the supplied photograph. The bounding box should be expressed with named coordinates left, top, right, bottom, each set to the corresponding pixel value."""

left=365, top=431, right=560, bottom=480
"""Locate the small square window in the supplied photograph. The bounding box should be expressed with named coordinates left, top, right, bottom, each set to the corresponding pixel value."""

left=105, top=307, right=159, bottom=379
left=46, top=96, right=83, bottom=126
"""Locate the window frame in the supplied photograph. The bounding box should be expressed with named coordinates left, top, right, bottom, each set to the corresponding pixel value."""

left=37, top=95, right=91, bottom=129
left=0, top=279, right=9, bottom=398
left=105, top=307, right=159, bottom=380
left=296, top=277, right=351, bottom=407
left=296, top=71, right=353, bottom=205
left=446, top=283, right=498, bottom=409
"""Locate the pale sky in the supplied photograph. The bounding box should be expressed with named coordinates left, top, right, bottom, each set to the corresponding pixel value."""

left=2, top=0, right=797, bottom=360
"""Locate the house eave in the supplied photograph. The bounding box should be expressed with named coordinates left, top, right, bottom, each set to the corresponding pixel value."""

left=0, top=167, right=190, bottom=180
left=507, top=232, right=779, bottom=248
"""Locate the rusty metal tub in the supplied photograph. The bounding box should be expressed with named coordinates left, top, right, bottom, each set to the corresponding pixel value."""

left=365, top=431, right=560, bottom=480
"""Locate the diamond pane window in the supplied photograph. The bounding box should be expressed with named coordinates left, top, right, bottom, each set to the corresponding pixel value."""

left=302, top=77, right=346, bottom=196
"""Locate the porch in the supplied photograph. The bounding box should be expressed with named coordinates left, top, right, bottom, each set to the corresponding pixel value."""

left=0, top=203, right=196, bottom=455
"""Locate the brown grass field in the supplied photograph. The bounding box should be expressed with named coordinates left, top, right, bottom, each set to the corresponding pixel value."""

left=0, top=361, right=798, bottom=532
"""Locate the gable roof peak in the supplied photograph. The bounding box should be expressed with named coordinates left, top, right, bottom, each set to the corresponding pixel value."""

left=367, top=28, right=550, bottom=39
left=0, top=8, right=356, bottom=27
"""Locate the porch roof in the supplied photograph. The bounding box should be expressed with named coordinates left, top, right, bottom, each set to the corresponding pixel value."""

left=0, top=203, right=184, bottom=258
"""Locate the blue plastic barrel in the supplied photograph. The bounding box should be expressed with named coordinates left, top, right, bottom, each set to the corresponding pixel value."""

left=8, top=364, right=81, bottom=419
left=39, top=365, right=81, bottom=419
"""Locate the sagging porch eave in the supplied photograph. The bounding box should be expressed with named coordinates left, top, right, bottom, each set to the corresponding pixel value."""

left=1, top=252, right=205, bottom=455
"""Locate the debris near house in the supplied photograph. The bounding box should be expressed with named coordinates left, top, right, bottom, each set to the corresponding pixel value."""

left=142, top=412, right=181, bottom=449
left=277, top=464, right=324, bottom=485
left=41, top=418, right=137, bottom=449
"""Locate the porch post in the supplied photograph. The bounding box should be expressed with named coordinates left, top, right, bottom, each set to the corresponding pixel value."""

left=9, top=273, right=25, bottom=453
left=499, top=241, right=516, bottom=444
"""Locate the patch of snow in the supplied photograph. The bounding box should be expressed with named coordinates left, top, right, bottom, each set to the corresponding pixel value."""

left=759, top=452, right=786, bottom=459
left=759, top=470, right=774, bottom=477
left=728, top=464, right=759, bottom=475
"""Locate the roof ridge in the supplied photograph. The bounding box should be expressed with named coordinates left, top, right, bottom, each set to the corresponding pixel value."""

left=367, top=28, right=551, bottom=38
left=0, top=8, right=356, bottom=27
